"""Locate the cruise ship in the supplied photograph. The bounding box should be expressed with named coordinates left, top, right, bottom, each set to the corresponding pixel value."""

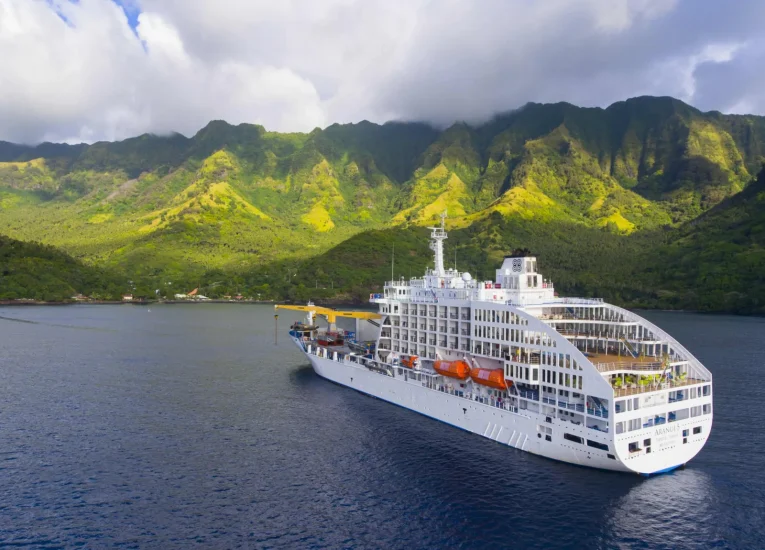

left=277, top=213, right=713, bottom=474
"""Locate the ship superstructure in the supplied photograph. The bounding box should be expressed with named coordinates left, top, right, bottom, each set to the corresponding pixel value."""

left=278, top=213, right=712, bottom=474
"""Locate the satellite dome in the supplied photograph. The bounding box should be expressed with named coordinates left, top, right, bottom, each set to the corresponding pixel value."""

left=461, top=272, right=472, bottom=281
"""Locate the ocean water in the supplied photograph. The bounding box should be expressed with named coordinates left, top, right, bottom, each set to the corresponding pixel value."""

left=0, top=304, right=763, bottom=549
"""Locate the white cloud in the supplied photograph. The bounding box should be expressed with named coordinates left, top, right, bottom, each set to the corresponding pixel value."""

left=0, top=0, right=763, bottom=144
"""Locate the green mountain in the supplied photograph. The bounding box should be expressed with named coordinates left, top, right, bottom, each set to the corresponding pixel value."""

left=1, top=96, right=763, bottom=311
left=0, top=234, right=124, bottom=301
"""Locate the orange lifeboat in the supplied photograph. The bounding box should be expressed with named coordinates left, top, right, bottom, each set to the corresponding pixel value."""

left=433, top=360, right=471, bottom=380
left=470, top=367, right=509, bottom=390
left=401, top=355, right=418, bottom=369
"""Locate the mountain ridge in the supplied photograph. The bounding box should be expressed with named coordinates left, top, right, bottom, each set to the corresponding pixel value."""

left=1, top=95, right=764, bottom=311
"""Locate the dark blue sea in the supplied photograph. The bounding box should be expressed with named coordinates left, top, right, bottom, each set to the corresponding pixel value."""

left=0, top=305, right=763, bottom=549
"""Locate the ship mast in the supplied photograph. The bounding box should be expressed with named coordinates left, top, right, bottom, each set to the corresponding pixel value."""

left=428, top=210, right=448, bottom=276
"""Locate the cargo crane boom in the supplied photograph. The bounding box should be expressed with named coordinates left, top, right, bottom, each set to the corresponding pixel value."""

left=274, top=303, right=380, bottom=331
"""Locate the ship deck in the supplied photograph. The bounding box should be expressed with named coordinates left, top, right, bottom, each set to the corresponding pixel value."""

left=584, top=352, right=661, bottom=368
left=612, top=377, right=705, bottom=397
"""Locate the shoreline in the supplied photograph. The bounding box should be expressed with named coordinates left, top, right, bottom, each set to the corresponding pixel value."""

left=0, top=300, right=762, bottom=317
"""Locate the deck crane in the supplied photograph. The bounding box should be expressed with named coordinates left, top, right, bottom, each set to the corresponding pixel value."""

left=274, top=302, right=381, bottom=332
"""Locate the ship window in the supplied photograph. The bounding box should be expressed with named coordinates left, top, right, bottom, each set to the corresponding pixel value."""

left=545, top=435, right=552, bottom=442
left=628, top=442, right=639, bottom=453
left=643, top=438, right=651, bottom=447
left=564, top=433, right=583, bottom=444
left=693, top=426, right=702, bottom=435
left=683, top=429, right=689, bottom=437
left=703, top=385, right=711, bottom=396
left=607, top=454, right=615, bottom=460
left=587, top=440, right=608, bottom=451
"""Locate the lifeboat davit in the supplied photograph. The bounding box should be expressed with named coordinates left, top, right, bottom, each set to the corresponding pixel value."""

left=470, top=367, right=509, bottom=390
left=433, top=360, right=471, bottom=380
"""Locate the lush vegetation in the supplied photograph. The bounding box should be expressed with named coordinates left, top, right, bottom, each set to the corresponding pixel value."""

left=0, top=235, right=125, bottom=301
left=1, top=96, right=764, bottom=312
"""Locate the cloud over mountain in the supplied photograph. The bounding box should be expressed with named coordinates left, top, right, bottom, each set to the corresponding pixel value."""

left=1, top=0, right=764, bottom=143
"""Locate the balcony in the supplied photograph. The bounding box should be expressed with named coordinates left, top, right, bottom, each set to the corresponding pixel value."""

left=586, top=408, right=609, bottom=419
left=517, top=389, right=539, bottom=401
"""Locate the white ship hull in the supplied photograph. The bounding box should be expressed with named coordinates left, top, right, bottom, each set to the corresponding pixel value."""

left=299, top=338, right=711, bottom=475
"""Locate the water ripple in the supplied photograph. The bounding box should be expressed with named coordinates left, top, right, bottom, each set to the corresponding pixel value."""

left=0, top=306, right=762, bottom=549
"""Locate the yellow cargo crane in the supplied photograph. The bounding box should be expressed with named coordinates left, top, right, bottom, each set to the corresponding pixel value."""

left=274, top=302, right=380, bottom=331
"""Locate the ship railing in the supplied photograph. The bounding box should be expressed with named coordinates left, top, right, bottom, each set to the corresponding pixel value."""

left=586, top=408, right=609, bottom=419
left=551, top=400, right=586, bottom=412
left=594, top=361, right=663, bottom=373
left=517, top=390, right=539, bottom=400
left=611, top=377, right=702, bottom=397
left=587, top=424, right=609, bottom=433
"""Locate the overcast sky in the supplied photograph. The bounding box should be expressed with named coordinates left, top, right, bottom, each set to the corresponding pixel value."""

left=1, top=0, right=764, bottom=144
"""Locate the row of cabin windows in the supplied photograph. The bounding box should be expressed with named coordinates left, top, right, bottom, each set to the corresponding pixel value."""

left=616, top=385, right=711, bottom=415
left=473, top=309, right=528, bottom=325
left=617, top=406, right=711, bottom=433
left=400, top=307, right=470, bottom=317
left=542, top=369, right=583, bottom=390
left=541, top=352, right=580, bottom=370
left=563, top=433, right=609, bottom=451
left=472, top=325, right=558, bottom=348
left=507, top=364, right=538, bottom=381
